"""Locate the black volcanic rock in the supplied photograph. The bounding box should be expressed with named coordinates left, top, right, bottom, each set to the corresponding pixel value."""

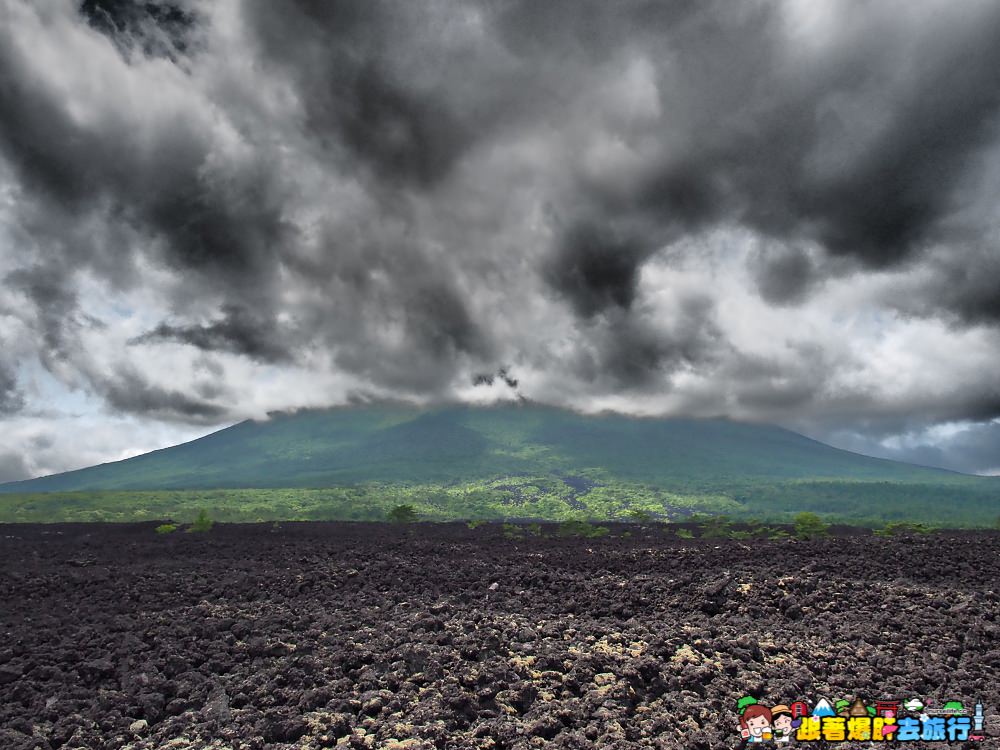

left=0, top=522, right=997, bottom=749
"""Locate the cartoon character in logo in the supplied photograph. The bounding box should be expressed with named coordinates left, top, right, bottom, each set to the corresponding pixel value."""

left=740, top=704, right=774, bottom=743
left=771, top=704, right=800, bottom=743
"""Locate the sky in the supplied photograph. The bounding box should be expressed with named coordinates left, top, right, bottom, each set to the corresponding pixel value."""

left=1, top=0, right=1000, bottom=482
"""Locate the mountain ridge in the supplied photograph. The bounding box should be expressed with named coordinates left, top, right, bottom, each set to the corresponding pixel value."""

left=0, top=402, right=973, bottom=493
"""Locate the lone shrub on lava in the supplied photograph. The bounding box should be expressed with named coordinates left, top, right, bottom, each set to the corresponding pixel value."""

left=386, top=504, right=418, bottom=523
left=698, top=515, right=733, bottom=538
left=155, top=523, right=177, bottom=534
left=188, top=509, right=214, bottom=533
left=875, top=521, right=932, bottom=536
left=793, top=512, right=829, bottom=540
left=626, top=508, right=655, bottom=524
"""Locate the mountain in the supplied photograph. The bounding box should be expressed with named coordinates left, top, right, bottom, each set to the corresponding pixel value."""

left=1, top=403, right=997, bottom=525
left=0, top=402, right=957, bottom=491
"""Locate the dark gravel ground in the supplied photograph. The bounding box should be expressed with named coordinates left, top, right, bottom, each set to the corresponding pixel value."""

left=1, top=522, right=998, bottom=749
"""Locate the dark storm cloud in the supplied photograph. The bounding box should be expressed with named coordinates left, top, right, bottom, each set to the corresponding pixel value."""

left=601, top=296, right=723, bottom=389
left=725, top=343, right=835, bottom=413
left=130, top=305, right=293, bottom=364
left=493, top=0, right=703, bottom=63
left=5, top=264, right=85, bottom=364
left=0, top=10, right=289, bottom=294
left=557, top=293, right=725, bottom=392
left=905, top=423, right=1000, bottom=475
left=958, top=395, right=1000, bottom=424
left=682, top=8, right=995, bottom=263
left=80, top=0, right=197, bottom=62
left=329, top=277, right=493, bottom=393
left=102, top=367, right=227, bottom=423
left=816, top=420, right=1000, bottom=476
left=544, top=222, right=650, bottom=318
left=889, top=244, right=1000, bottom=326
left=0, top=451, right=30, bottom=483
left=403, top=282, right=486, bottom=359
left=0, top=361, right=24, bottom=416
left=2, top=0, right=1000, bottom=475
left=0, top=0, right=515, bottom=414
left=607, top=3, right=998, bottom=280
left=751, top=245, right=818, bottom=306
left=337, top=64, right=474, bottom=189
left=245, top=0, right=479, bottom=188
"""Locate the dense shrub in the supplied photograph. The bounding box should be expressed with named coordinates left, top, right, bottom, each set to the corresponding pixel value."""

left=187, top=509, right=214, bottom=533
left=626, top=509, right=655, bottom=524
left=874, top=521, right=933, bottom=536
left=793, top=512, right=829, bottom=540
left=386, top=504, right=418, bottom=523
left=698, top=515, right=733, bottom=539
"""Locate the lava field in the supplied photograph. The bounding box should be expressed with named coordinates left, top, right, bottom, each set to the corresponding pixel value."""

left=1, top=522, right=997, bottom=749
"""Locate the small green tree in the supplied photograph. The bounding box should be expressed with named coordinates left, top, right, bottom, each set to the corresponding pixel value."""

left=627, top=508, right=654, bottom=524
left=386, top=504, right=418, bottom=523
left=188, top=509, right=213, bottom=533
left=699, top=515, right=732, bottom=539
left=793, top=512, right=829, bottom=540
left=875, top=521, right=932, bottom=536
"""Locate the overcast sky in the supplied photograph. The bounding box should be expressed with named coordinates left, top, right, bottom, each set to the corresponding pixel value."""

left=2, top=0, right=1000, bottom=481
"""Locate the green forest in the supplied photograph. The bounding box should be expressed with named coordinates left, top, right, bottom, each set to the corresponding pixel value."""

left=2, top=475, right=998, bottom=527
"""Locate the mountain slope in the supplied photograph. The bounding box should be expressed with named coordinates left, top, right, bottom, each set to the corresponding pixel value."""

left=0, top=402, right=970, bottom=492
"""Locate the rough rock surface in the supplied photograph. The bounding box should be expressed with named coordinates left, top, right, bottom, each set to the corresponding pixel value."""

left=0, top=522, right=997, bottom=749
